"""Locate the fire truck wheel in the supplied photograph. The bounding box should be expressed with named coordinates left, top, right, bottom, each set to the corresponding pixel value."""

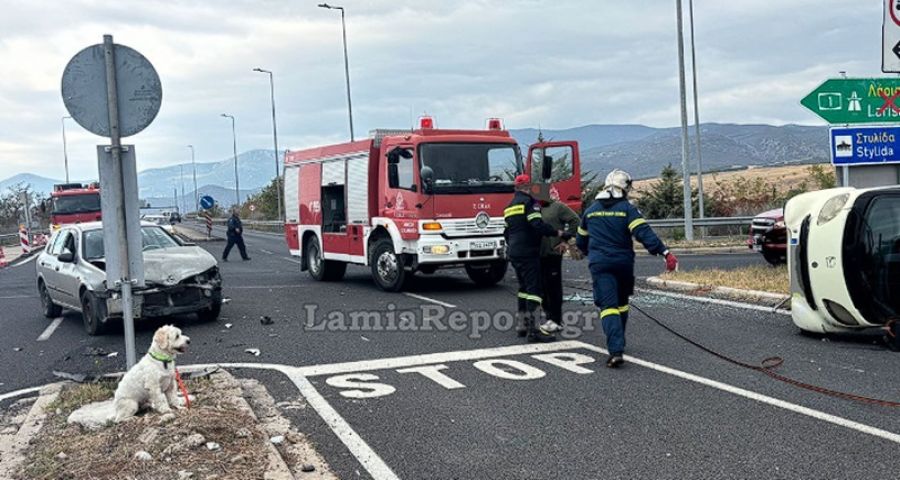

left=39, top=279, right=62, bottom=318
left=306, top=236, right=346, bottom=282
left=465, top=260, right=508, bottom=286
left=371, top=239, right=408, bottom=292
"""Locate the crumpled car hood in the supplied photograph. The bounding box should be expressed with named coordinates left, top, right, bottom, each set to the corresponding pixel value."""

left=143, top=246, right=217, bottom=285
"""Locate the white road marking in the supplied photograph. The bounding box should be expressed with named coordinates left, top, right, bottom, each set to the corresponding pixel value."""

left=635, top=287, right=791, bottom=316
left=227, top=284, right=304, bottom=290
left=260, top=249, right=274, bottom=255
left=286, top=372, right=400, bottom=480
left=10, top=254, right=39, bottom=267
left=402, top=292, right=456, bottom=308
left=36, top=317, right=63, bottom=342
left=284, top=257, right=302, bottom=264
left=396, top=364, right=466, bottom=390
left=295, top=340, right=584, bottom=377
left=0, top=295, right=36, bottom=300
left=0, top=385, right=46, bottom=402
left=574, top=342, right=900, bottom=446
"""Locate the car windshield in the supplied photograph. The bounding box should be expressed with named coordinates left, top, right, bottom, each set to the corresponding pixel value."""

left=82, top=226, right=180, bottom=260
left=52, top=194, right=101, bottom=215
left=419, top=143, right=521, bottom=194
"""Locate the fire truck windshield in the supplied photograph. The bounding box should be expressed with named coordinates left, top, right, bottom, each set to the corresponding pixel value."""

left=419, top=143, right=520, bottom=194
left=52, top=193, right=101, bottom=215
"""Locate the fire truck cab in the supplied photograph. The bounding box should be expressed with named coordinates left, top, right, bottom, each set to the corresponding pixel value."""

left=283, top=118, right=581, bottom=291
left=50, top=182, right=102, bottom=228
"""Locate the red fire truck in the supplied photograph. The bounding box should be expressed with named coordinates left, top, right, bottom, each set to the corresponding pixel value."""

left=283, top=117, right=581, bottom=291
left=49, top=183, right=102, bottom=228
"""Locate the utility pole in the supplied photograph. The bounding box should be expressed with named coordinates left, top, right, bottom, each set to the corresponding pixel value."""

left=253, top=67, right=283, bottom=221
left=689, top=0, right=705, bottom=223
left=179, top=164, right=186, bottom=214
left=676, top=0, right=694, bottom=241
left=221, top=114, right=240, bottom=207
left=319, top=3, right=355, bottom=141
left=188, top=145, right=198, bottom=213
left=62, top=116, right=72, bottom=183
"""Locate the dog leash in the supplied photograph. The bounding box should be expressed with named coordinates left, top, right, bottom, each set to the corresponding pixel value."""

left=175, top=368, right=191, bottom=409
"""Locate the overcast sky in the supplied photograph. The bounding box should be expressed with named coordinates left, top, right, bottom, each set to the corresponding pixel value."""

left=0, top=0, right=884, bottom=181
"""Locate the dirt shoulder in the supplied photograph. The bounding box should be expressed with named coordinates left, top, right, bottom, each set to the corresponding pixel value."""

left=8, top=370, right=334, bottom=480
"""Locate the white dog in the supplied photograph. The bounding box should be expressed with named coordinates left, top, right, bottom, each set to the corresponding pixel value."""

left=113, top=325, right=190, bottom=422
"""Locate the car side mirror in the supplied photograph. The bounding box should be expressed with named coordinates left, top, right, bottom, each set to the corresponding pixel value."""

left=541, top=155, right=554, bottom=181
left=58, top=249, right=75, bottom=263
left=387, top=146, right=412, bottom=164
left=420, top=166, right=435, bottom=194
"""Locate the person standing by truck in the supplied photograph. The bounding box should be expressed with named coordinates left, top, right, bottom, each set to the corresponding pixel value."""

left=223, top=209, right=250, bottom=261
left=539, top=189, right=580, bottom=329
left=576, top=169, right=677, bottom=368
left=504, top=175, right=566, bottom=342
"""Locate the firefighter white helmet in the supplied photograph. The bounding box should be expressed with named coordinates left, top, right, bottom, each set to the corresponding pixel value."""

left=596, top=169, right=633, bottom=199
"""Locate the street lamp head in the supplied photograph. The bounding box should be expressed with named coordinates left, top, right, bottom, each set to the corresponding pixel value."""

left=318, top=3, right=330, bottom=8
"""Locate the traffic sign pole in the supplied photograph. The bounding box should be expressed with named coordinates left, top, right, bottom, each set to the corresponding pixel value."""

left=102, top=35, right=137, bottom=369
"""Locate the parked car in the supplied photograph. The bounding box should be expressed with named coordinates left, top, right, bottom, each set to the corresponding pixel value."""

left=786, top=186, right=900, bottom=349
left=141, top=214, right=177, bottom=235
left=748, top=208, right=787, bottom=265
left=36, top=222, right=222, bottom=335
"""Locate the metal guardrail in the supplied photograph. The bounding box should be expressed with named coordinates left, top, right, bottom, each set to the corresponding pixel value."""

left=208, top=217, right=755, bottom=230
left=647, top=216, right=755, bottom=228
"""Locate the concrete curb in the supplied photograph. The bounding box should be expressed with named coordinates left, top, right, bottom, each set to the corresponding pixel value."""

left=646, top=276, right=789, bottom=308
left=174, top=225, right=223, bottom=243
left=0, top=382, right=63, bottom=478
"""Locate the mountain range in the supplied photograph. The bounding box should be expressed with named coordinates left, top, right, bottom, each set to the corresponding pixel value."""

left=1, top=123, right=830, bottom=206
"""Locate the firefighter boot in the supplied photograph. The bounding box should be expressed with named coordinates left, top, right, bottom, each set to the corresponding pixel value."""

left=527, top=310, right=556, bottom=343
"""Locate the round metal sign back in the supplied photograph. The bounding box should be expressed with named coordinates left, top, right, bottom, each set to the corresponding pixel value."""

left=61, top=43, right=162, bottom=138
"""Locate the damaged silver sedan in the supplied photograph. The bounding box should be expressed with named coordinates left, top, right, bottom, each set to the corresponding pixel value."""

left=36, top=222, right=222, bottom=335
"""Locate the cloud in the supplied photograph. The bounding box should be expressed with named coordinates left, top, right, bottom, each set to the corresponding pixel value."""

left=0, top=0, right=885, bottom=181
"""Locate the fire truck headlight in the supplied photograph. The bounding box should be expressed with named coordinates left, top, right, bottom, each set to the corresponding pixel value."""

left=421, top=222, right=443, bottom=232
left=816, top=193, right=850, bottom=226
left=424, top=245, right=450, bottom=255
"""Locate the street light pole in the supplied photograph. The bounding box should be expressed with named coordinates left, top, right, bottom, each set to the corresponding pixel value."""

left=319, top=3, right=355, bottom=141
left=221, top=114, right=240, bottom=207
left=253, top=67, right=283, bottom=221
left=689, top=0, right=705, bottom=222
left=61, top=116, right=72, bottom=183
left=187, top=145, right=198, bottom=213
left=676, top=0, right=694, bottom=241
left=179, top=164, right=186, bottom=215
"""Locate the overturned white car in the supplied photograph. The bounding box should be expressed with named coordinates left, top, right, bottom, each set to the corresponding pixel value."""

left=785, top=186, right=900, bottom=347
left=36, top=221, right=222, bottom=335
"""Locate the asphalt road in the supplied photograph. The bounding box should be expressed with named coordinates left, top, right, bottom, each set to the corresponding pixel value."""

left=1, top=225, right=897, bottom=479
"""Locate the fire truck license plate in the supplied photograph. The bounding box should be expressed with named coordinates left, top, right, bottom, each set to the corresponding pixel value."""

left=471, top=240, right=496, bottom=250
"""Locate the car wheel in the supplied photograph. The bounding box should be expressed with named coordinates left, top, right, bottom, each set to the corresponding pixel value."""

left=370, top=239, right=408, bottom=292
left=198, top=289, right=222, bottom=322
left=39, top=280, right=62, bottom=318
left=80, top=290, right=106, bottom=336
left=305, top=236, right=346, bottom=282
left=762, top=249, right=786, bottom=266
left=465, top=260, right=508, bottom=286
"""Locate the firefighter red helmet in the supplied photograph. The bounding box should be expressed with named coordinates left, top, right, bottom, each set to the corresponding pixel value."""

left=514, top=174, right=532, bottom=186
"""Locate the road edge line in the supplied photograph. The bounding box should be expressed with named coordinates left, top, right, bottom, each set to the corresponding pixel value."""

left=402, top=292, right=456, bottom=308
left=36, top=317, right=64, bottom=342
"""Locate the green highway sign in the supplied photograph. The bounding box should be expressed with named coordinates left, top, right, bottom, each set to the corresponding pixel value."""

left=801, top=78, right=900, bottom=124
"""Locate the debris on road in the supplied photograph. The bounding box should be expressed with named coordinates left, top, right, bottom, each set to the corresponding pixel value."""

left=245, top=348, right=261, bottom=356
left=260, top=315, right=274, bottom=325
left=225, top=323, right=233, bottom=329
left=221, top=297, right=232, bottom=304
left=13, top=347, right=22, bottom=352
left=106, top=351, right=118, bottom=358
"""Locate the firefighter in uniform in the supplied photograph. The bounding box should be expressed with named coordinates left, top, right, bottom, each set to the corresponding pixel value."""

left=504, top=174, right=566, bottom=342
left=576, top=169, right=678, bottom=367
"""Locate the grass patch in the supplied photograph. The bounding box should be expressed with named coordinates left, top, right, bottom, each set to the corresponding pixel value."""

left=662, top=264, right=788, bottom=294
left=20, top=375, right=272, bottom=480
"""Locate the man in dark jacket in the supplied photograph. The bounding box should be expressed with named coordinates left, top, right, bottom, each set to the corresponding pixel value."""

left=539, top=189, right=580, bottom=328
left=576, top=169, right=677, bottom=368
left=504, top=175, right=566, bottom=342
left=223, top=209, right=250, bottom=261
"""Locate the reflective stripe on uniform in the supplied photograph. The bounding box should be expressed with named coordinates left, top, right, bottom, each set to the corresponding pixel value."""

left=517, top=292, right=543, bottom=304
left=618, top=305, right=630, bottom=313
left=577, top=226, right=588, bottom=236
left=526, top=212, right=542, bottom=221
left=600, top=308, right=620, bottom=319
left=628, top=218, right=647, bottom=231
left=587, top=211, right=627, bottom=218
left=504, top=205, right=526, bottom=218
